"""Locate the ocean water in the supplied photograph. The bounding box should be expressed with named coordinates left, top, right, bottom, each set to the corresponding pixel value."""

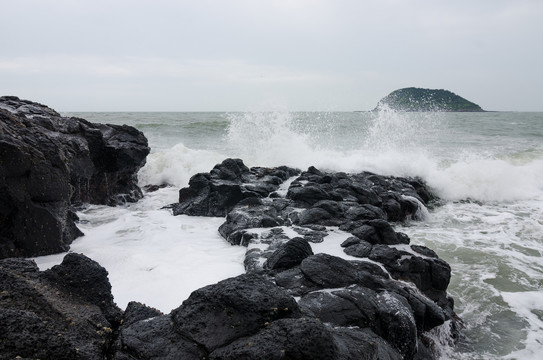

left=34, top=109, right=543, bottom=359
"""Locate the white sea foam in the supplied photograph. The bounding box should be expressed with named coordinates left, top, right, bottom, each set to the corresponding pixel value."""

left=140, top=137, right=543, bottom=205
left=138, top=143, right=227, bottom=188
left=33, top=187, right=246, bottom=313
left=501, top=291, right=543, bottom=360
left=309, top=227, right=359, bottom=260
left=427, top=156, right=543, bottom=202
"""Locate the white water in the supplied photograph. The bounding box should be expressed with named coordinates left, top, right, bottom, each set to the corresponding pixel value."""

left=35, top=109, right=543, bottom=358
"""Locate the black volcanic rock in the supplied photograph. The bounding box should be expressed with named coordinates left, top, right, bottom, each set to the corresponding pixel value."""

left=374, top=87, right=484, bottom=112
left=114, top=315, right=206, bottom=360
left=264, top=237, right=314, bottom=270
left=0, top=96, right=149, bottom=258
left=173, top=159, right=300, bottom=217
left=42, top=253, right=121, bottom=324
left=218, top=198, right=285, bottom=245
left=343, top=240, right=373, bottom=257
left=0, top=253, right=121, bottom=359
left=299, top=287, right=419, bottom=358
left=121, top=301, right=163, bottom=327
left=171, top=273, right=301, bottom=352
left=332, top=327, right=403, bottom=360
left=209, top=317, right=338, bottom=360
left=173, top=159, right=429, bottom=227
left=300, top=253, right=359, bottom=288
left=0, top=148, right=458, bottom=360
left=0, top=250, right=454, bottom=360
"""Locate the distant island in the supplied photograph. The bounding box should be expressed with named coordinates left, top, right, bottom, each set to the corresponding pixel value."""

left=374, top=87, right=484, bottom=112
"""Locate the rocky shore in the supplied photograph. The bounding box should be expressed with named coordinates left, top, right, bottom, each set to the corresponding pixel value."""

left=165, top=158, right=459, bottom=359
left=0, top=98, right=459, bottom=359
left=0, top=96, right=150, bottom=258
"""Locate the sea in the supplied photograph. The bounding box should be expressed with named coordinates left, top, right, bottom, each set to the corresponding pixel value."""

left=33, top=109, right=543, bottom=359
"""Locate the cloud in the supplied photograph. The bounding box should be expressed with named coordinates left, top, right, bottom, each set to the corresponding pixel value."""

left=0, top=55, right=338, bottom=84
left=0, top=54, right=356, bottom=110
left=1, top=0, right=542, bottom=110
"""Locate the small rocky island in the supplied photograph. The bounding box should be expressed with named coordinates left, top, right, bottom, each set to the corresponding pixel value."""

left=0, top=97, right=460, bottom=359
left=375, top=87, right=484, bottom=112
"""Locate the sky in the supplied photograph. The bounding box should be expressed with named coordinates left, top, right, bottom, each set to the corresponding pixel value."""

left=1, top=0, right=542, bottom=111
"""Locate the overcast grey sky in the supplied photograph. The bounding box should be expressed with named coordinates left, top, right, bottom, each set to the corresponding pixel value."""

left=1, top=0, right=542, bottom=111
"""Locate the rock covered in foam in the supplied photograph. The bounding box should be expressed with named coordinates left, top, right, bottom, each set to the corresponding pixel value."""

left=173, top=158, right=431, bottom=225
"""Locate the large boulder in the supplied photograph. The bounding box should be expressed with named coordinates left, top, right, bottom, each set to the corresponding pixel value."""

left=0, top=253, right=122, bottom=359
left=264, top=237, right=314, bottom=270
left=171, top=273, right=301, bottom=351
left=0, top=96, right=149, bottom=258
left=209, top=318, right=338, bottom=360
left=114, top=315, right=206, bottom=360
left=332, top=327, right=403, bottom=360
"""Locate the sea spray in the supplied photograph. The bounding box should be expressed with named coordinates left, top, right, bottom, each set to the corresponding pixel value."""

left=135, top=109, right=543, bottom=204
left=225, top=110, right=315, bottom=167
left=363, top=105, right=442, bottom=152
left=138, top=143, right=226, bottom=188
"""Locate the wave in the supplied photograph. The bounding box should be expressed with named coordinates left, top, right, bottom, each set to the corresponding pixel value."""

left=138, top=110, right=543, bottom=203
left=138, top=143, right=227, bottom=187
left=428, top=155, right=543, bottom=202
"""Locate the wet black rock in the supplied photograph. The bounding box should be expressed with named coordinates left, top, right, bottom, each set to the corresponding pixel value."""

left=265, top=237, right=314, bottom=270
left=343, top=240, right=373, bottom=257
left=0, top=96, right=149, bottom=258
left=300, top=253, right=359, bottom=288
left=301, top=286, right=420, bottom=357
left=121, top=301, right=163, bottom=327
left=172, top=159, right=428, bottom=223
left=171, top=273, right=302, bottom=351
left=0, top=251, right=453, bottom=359
left=332, top=327, right=403, bottom=360
left=367, top=244, right=452, bottom=304
left=142, top=183, right=171, bottom=193
left=42, top=253, right=122, bottom=325
left=114, top=315, right=206, bottom=360
left=172, top=158, right=300, bottom=217
left=209, top=318, right=338, bottom=360
left=218, top=198, right=285, bottom=245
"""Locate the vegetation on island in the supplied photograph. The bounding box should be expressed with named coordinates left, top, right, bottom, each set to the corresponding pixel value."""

left=374, top=87, right=484, bottom=112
